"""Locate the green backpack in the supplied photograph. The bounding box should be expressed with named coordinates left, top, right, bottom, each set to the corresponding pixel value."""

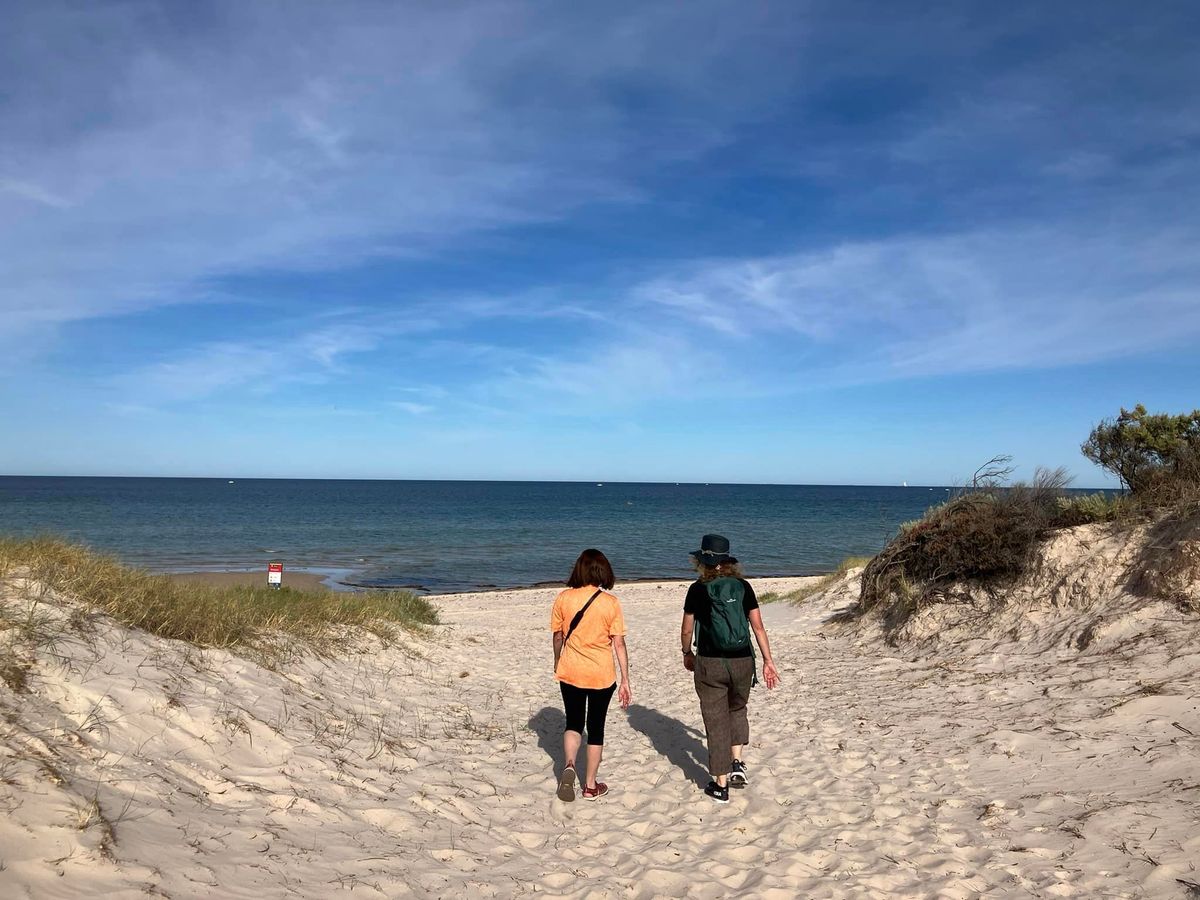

left=700, top=576, right=753, bottom=655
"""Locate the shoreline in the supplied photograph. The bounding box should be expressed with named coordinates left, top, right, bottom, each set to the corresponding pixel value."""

left=163, top=568, right=837, bottom=595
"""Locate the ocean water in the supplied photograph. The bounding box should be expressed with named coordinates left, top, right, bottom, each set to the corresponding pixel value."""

left=0, top=477, right=958, bottom=592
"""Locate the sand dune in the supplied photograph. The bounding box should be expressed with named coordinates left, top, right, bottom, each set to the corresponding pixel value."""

left=2, top=566, right=1198, bottom=898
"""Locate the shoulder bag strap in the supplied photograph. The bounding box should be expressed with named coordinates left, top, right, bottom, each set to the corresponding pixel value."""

left=563, top=588, right=603, bottom=645
left=556, top=588, right=603, bottom=670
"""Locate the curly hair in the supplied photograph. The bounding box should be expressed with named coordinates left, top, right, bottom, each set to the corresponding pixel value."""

left=692, top=559, right=744, bottom=583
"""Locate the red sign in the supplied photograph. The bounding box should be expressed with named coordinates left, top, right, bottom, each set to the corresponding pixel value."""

left=268, top=563, right=283, bottom=573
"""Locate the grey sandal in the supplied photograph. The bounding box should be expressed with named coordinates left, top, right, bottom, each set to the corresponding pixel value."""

left=556, top=764, right=577, bottom=802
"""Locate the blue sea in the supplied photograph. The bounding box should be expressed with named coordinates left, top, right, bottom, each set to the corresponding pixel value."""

left=0, top=477, right=958, bottom=592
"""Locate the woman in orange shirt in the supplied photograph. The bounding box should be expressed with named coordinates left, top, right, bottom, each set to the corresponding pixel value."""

left=550, top=548, right=632, bottom=801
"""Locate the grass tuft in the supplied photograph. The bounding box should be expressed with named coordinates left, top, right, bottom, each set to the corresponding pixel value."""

left=0, top=537, right=438, bottom=657
left=784, top=556, right=874, bottom=605
left=1053, top=492, right=1130, bottom=526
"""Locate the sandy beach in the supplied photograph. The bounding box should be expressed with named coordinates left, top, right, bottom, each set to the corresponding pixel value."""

left=2, top=561, right=1199, bottom=898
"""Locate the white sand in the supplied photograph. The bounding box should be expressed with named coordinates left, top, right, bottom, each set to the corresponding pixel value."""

left=2, top=569, right=1199, bottom=898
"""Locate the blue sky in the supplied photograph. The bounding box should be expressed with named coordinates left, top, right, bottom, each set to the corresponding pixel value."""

left=2, top=1, right=1198, bottom=485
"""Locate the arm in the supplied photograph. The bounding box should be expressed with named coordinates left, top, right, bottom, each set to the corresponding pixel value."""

left=747, top=608, right=780, bottom=688
left=550, top=595, right=565, bottom=670
left=612, top=635, right=632, bottom=708
left=552, top=631, right=564, bottom=669
left=681, top=612, right=696, bottom=672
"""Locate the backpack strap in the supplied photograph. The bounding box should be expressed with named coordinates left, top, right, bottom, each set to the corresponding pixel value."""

left=557, top=588, right=603, bottom=668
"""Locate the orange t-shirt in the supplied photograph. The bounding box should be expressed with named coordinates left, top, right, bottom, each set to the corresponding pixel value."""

left=550, top=586, right=627, bottom=690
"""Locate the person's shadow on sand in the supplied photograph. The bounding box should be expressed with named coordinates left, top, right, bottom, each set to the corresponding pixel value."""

left=528, top=707, right=567, bottom=775
left=625, top=704, right=708, bottom=787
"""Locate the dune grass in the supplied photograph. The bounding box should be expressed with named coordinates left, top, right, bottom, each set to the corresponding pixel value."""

left=855, top=467, right=1073, bottom=632
left=757, top=557, right=874, bottom=606
left=0, top=537, right=437, bottom=660
left=785, top=556, right=874, bottom=605
left=1052, top=491, right=1130, bottom=526
left=851, top=447, right=1200, bottom=636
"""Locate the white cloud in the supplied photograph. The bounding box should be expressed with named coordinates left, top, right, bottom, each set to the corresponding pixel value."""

left=0, top=1, right=802, bottom=353
left=390, top=401, right=436, bottom=415
left=117, top=318, right=407, bottom=403
left=636, top=222, right=1200, bottom=383
left=0, top=177, right=71, bottom=209
left=97, top=213, right=1200, bottom=419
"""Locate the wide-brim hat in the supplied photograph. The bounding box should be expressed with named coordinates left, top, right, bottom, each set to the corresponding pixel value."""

left=691, top=533, right=737, bottom=566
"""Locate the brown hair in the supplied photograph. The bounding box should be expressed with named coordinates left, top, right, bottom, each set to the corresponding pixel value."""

left=567, top=548, right=615, bottom=589
left=693, top=559, right=744, bottom=583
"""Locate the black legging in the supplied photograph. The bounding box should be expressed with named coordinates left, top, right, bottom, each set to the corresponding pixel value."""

left=560, top=681, right=616, bottom=745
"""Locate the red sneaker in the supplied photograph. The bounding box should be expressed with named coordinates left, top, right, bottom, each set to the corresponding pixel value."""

left=582, top=782, right=609, bottom=801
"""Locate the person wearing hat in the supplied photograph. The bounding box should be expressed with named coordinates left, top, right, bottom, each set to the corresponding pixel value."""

left=680, top=533, right=780, bottom=803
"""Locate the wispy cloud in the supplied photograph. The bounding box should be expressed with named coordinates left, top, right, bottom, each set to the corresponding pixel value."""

left=107, top=213, right=1200, bottom=416
left=0, top=1, right=802, bottom=353
left=117, top=318, right=407, bottom=403
left=0, top=177, right=71, bottom=209
left=635, top=221, right=1200, bottom=384
left=390, top=401, right=436, bottom=416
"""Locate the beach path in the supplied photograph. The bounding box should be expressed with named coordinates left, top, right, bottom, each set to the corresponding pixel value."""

left=414, top=580, right=1199, bottom=898
left=2, top=577, right=1197, bottom=898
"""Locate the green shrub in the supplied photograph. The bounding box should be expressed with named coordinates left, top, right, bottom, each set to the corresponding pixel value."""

left=1082, top=404, right=1200, bottom=494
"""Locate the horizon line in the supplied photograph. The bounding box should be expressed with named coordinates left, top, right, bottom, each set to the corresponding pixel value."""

left=0, top=473, right=1115, bottom=491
